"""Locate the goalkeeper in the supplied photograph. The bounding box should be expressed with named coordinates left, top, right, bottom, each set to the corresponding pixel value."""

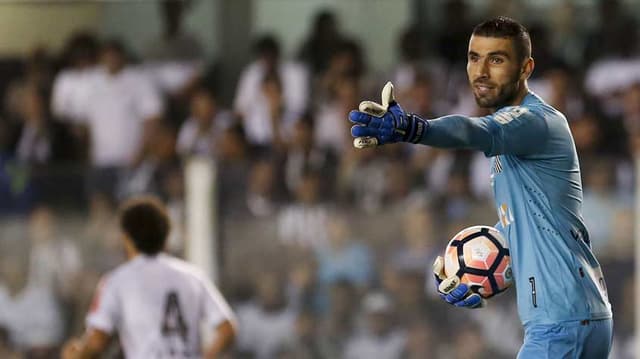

left=349, top=17, right=612, bottom=358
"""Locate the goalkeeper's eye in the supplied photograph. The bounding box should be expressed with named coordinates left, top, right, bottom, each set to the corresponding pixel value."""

left=490, top=56, right=505, bottom=65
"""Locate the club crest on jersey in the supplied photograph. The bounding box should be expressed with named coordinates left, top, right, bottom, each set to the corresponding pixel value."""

left=494, top=106, right=529, bottom=125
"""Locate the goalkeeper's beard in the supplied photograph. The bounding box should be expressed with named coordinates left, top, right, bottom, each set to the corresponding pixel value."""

left=473, top=76, right=521, bottom=110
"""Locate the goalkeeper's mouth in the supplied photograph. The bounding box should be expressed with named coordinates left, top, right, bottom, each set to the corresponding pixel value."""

left=474, top=84, right=495, bottom=96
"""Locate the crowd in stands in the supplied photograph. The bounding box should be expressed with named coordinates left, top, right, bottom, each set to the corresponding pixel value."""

left=0, top=1, right=637, bottom=358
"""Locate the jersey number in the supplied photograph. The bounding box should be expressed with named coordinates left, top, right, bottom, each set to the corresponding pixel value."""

left=528, top=277, right=538, bottom=308
left=161, top=291, right=188, bottom=342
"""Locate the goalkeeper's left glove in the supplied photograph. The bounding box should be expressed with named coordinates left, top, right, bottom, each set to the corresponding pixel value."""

left=433, top=256, right=485, bottom=309
left=349, top=82, right=428, bottom=148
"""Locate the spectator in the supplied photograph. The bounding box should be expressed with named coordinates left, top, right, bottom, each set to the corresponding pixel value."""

left=13, top=85, right=69, bottom=164
left=216, top=121, right=252, bottom=217
left=344, top=291, right=406, bottom=359
left=610, top=276, right=634, bottom=359
left=234, top=35, right=308, bottom=146
left=570, top=112, right=604, bottom=160
left=286, top=254, right=318, bottom=312
left=276, top=309, right=322, bottom=359
left=388, top=204, right=436, bottom=273
left=391, top=26, right=448, bottom=109
left=584, top=0, right=638, bottom=65
left=146, top=0, right=204, bottom=63
left=144, top=0, right=204, bottom=97
left=314, top=75, right=360, bottom=153
left=177, top=88, right=232, bottom=158
left=402, top=321, right=437, bottom=359
left=82, top=193, right=123, bottom=272
left=316, top=213, right=374, bottom=294
left=284, top=113, right=336, bottom=196
left=297, top=9, right=346, bottom=76
left=529, top=60, right=584, bottom=120
left=435, top=0, right=473, bottom=67
left=0, top=245, right=64, bottom=357
left=246, top=159, right=280, bottom=218
left=315, top=39, right=366, bottom=105
left=260, top=70, right=289, bottom=152
left=51, top=32, right=100, bottom=124
left=0, top=327, right=20, bottom=359
left=387, top=269, right=436, bottom=325
left=117, top=120, right=179, bottom=199
left=162, top=168, right=186, bottom=256
left=26, top=206, right=82, bottom=297
left=446, top=322, right=506, bottom=359
left=400, top=72, right=438, bottom=119
left=277, top=170, right=328, bottom=249
left=581, top=158, right=620, bottom=252
left=235, top=271, right=296, bottom=359
left=5, top=48, right=54, bottom=120
left=620, top=83, right=640, bottom=138
left=337, top=146, right=389, bottom=213
left=317, top=280, right=358, bottom=358
left=77, top=40, right=163, bottom=197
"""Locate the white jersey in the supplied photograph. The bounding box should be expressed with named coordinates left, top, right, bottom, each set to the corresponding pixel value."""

left=87, top=254, right=234, bottom=359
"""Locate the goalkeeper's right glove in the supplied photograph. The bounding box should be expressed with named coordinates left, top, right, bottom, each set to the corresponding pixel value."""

left=433, top=256, right=485, bottom=309
left=348, top=82, right=428, bottom=148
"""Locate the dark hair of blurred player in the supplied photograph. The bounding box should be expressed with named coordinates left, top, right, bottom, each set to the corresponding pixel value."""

left=467, top=16, right=534, bottom=109
left=119, top=196, right=170, bottom=256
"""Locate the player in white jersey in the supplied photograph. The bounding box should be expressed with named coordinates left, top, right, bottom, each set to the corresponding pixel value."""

left=62, top=196, right=236, bottom=359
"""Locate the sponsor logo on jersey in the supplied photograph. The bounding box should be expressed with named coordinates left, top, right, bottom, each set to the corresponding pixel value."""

left=499, top=203, right=514, bottom=227
left=493, top=106, right=529, bottom=125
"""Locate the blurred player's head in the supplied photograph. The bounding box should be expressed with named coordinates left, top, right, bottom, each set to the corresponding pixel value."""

left=467, top=16, right=534, bottom=109
left=119, top=196, right=170, bottom=256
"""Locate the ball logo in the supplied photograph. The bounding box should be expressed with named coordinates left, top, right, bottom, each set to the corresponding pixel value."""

left=505, top=268, right=513, bottom=280
left=471, top=243, right=490, bottom=262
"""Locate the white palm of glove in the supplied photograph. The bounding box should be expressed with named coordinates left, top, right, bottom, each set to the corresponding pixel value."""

left=433, top=256, right=485, bottom=309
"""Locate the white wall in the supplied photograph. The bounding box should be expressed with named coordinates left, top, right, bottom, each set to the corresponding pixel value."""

left=100, top=0, right=220, bottom=59
left=253, top=0, right=411, bottom=72
left=0, top=3, right=103, bottom=56
left=0, top=1, right=220, bottom=59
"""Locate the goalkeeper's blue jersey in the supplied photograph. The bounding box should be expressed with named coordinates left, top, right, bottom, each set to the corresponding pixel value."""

left=422, top=92, right=612, bottom=325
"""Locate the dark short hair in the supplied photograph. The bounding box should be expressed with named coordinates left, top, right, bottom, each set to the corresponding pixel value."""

left=254, top=35, right=280, bottom=59
left=472, top=16, right=531, bottom=63
left=119, top=196, right=170, bottom=255
left=102, top=39, right=127, bottom=56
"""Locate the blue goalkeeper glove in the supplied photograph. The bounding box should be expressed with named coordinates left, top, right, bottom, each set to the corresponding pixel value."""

left=433, top=256, right=485, bottom=309
left=349, top=82, right=428, bottom=148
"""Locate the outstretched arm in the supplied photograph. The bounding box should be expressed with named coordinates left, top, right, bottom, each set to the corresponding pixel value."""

left=419, top=114, right=494, bottom=152
left=350, top=82, right=549, bottom=156
left=420, top=108, right=548, bottom=156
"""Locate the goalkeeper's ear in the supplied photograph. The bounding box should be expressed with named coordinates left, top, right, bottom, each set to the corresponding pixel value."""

left=358, top=82, right=395, bottom=117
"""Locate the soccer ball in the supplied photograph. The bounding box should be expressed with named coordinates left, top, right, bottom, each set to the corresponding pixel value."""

left=443, top=225, right=513, bottom=298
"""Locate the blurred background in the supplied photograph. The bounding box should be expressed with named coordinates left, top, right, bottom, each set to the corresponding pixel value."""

left=0, top=0, right=636, bottom=358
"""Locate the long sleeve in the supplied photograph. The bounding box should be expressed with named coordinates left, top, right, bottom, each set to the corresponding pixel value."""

left=419, top=106, right=549, bottom=157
